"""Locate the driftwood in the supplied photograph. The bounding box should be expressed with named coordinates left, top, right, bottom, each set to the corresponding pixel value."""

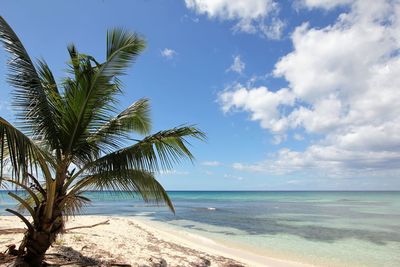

left=64, top=220, right=110, bottom=232
left=0, top=228, right=25, bottom=234
left=0, top=220, right=110, bottom=235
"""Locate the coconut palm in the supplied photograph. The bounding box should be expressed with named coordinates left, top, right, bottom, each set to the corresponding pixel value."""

left=0, top=16, right=204, bottom=266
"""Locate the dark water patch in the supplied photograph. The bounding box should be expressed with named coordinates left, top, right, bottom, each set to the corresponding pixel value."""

left=152, top=210, right=400, bottom=245
left=182, top=224, right=238, bottom=236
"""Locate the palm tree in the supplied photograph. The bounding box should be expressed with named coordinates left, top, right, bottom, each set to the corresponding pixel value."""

left=0, top=16, right=204, bottom=266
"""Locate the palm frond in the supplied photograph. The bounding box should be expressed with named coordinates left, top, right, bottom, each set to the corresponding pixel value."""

left=106, top=28, right=146, bottom=76
left=68, top=169, right=174, bottom=212
left=0, top=16, right=61, bottom=149
left=67, top=43, right=80, bottom=78
left=1, top=177, right=41, bottom=206
left=8, top=192, right=37, bottom=222
left=37, top=59, right=60, bottom=95
left=63, top=29, right=146, bottom=158
left=6, top=208, right=34, bottom=232
left=0, top=116, right=53, bottom=183
left=88, top=98, right=151, bottom=151
left=75, top=126, right=205, bottom=178
left=60, top=192, right=91, bottom=217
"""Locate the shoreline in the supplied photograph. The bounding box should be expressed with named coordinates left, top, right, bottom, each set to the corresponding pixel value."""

left=0, top=215, right=314, bottom=267
left=132, top=216, right=315, bottom=267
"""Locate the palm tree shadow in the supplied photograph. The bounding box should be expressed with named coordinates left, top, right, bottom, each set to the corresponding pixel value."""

left=44, top=245, right=102, bottom=266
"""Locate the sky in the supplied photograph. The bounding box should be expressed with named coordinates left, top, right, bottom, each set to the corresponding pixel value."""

left=0, top=0, right=399, bottom=190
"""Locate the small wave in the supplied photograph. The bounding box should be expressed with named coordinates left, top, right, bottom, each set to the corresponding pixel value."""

left=135, top=212, right=156, bottom=216
left=192, top=207, right=217, bottom=211
left=132, top=204, right=163, bottom=207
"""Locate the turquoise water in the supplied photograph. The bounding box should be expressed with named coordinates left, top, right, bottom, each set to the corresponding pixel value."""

left=1, top=191, right=400, bottom=266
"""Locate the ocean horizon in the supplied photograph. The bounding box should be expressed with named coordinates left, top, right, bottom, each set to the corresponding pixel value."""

left=1, top=190, right=400, bottom=266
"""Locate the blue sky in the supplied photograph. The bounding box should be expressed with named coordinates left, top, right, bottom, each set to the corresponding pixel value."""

left=1, top=0, right=399, bottom=190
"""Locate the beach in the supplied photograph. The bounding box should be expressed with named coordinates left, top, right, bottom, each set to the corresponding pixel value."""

left=0, top=215, right=312, bottom=267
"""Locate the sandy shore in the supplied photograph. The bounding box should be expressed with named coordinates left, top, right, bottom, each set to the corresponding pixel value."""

left=0, top=216, right=313, bottom=267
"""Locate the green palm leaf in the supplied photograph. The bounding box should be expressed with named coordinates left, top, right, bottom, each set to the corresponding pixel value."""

left=106, top=28, right=146, bottom=76
left=0, top=116, right=52, bottom=183
left=61, top=193, right=91, bottom=217
left=88, top=98, right=152, bottom=151
left=0, top=16, right=61, bottom=150
left=61, top=29, right=146, bottom=159
left=37, top=59, right=60, bottom=95
left=67, top=169, right=174, bottom=212
left=83, top=126, right=204, bottom=174
left=64, top=126, right=204, bottom=191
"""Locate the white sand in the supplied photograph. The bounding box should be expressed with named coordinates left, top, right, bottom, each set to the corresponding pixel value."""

left=0, top=216, right=315, bottom=267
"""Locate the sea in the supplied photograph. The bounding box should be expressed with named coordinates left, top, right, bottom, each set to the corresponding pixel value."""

left=1, top=191, right=399, bottom=267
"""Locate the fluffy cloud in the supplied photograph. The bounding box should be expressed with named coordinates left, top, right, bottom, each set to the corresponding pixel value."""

left=161, top=48, right=177, bottom=59
left=299, top=0, right=353, bottom=9
left=184, top=0, right=284, bottom=39
left=201, top=161, right=222, bottom=166
left=232, top=142, right=400, bottom=178
left=224, top=173, right=244, bottom=180
left=159, top=170, right=189, bottom=176
left=227, top=55, right=245, bottom=74
left=259, top=17, right=286, bottom=39
left=185, top=0, right=273, bottom=20
left=219, top=84, right=295, bottom=133
left=221, top=0, right=400, bottom=175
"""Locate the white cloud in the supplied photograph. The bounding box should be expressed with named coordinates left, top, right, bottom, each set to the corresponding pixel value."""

left=293, top=133, right=304, bottom=141
left=224, top=173, right=244, bottom=180
left=184, top=0, right=285, bottom=39
left=260, top=17, right=286, bottom=40
left=185, top=0, right=273, bottom=20
left=233, top=143, right=400, bottom=178
left=286, top=179, right=302, bottom=185
left=181, top=14, right=200, bottom=23
left=219, top=84, right=295, bottom=133
left=227, top=55, right=245, bottom=74
left=299, top=0, right=353, bottom=9
left=272, top=134, right=287, bottom=145
left=202, top=161, right=222, bottom=166
left=221, top=0, right=400, bottom=176
left=161, top=48, right=177, bottom=59
left=159, top=170, right=189, bottom=176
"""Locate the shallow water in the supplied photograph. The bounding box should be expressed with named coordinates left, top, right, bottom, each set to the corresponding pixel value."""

left=1, top=191, right=399, bottom=266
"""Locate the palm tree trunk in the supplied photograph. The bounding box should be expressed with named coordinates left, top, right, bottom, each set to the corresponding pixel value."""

left=14, top=232, right=53, bottom=267
left=14, top=210, right=64, bottom=267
